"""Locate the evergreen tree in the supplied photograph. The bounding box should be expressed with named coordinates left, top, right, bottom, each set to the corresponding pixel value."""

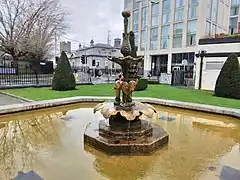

left=215, top=54, right=240, bottom=99
left=52, top=51, right=76, bottom=91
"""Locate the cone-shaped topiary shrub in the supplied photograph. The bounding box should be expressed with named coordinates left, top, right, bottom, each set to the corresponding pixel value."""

left=135, top=78, right=148, bottom=91
left=214, top=54, right=240, bottom=99
left=52, top=51, right=76, bottom=91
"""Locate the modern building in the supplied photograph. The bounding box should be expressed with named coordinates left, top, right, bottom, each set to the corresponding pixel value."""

left=229, top=0, right=240, bottom=34
left=68, top=39, right=122, bottom=71
left=124, top=0, right=231, bottom=80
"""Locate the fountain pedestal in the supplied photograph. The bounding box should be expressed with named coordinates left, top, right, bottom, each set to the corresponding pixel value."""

left=84, top=102, right=169, bottom=155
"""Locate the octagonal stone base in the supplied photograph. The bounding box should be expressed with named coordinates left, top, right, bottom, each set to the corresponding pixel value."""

left=84, top=120, right=169, bottom=155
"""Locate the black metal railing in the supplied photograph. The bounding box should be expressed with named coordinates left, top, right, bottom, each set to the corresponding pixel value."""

left=0, top=63, right=54, bottom=87
left=0, top=62, right=120, bottom=88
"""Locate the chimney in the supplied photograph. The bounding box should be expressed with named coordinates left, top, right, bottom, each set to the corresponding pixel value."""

left=114, top=38, right=121, bottom=48
left=90, top=39, right=94, bottom=47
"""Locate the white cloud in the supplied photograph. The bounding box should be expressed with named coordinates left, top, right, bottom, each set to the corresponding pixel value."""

left=59, top=0, right=124, bottom=50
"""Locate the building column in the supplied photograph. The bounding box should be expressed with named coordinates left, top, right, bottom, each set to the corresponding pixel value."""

left=167, top=53, right=172, bottom=73
left=182, top=0, right=189, bottom=47
left=143, top=1, right=151, bottom=77
left=166, top=0, right=175, bottom=74
left=144, top=54, right=151, bottom=76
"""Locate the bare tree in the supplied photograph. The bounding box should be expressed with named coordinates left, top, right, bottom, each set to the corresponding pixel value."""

left=0, top=0, right=67, bottom=65
left=23, top=0, right=67, bottom=64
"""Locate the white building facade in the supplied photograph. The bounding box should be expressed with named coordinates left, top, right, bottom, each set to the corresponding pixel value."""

left=68, top=39, right=122, bottom=71
left=195, top=38, right=240, bottom=91
left=124, top=0, right=231, bottom=79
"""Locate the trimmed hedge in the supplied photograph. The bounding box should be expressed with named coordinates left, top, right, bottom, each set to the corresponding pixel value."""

left=214, top=54, right=240, bottom=99
left=135, top=78, right=148, bottom=91
left=52, top=51, right=76, bottom=91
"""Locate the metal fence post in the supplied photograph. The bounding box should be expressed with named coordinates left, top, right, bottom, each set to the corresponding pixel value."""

left=35, top=67, right=39, bottom=86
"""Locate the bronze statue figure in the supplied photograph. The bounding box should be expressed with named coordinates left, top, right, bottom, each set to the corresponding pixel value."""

left=108, top=10, right=143, bottom=107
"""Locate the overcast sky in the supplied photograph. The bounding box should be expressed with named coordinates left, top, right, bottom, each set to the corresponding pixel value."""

left=59, top=0, right=124, bottom=50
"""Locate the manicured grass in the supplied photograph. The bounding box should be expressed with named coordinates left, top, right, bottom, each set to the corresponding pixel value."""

left=1, top=84, right=240, bottom=109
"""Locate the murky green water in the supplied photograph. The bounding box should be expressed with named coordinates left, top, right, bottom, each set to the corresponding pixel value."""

left=0, top=103, right=239, bottom=180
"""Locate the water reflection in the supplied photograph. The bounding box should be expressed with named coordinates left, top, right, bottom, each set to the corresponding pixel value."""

left=85, top=145, right=159, bottom=180
left=0, top=112, right=65, bottom=179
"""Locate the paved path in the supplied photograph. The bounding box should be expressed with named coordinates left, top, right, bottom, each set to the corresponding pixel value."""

left=0, top=94, right=26, bottom=106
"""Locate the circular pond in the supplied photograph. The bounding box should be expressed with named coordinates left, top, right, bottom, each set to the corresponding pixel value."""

left=0, top=103, right=239, bottom=180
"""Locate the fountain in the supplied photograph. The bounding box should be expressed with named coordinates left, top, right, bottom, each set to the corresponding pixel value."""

left=83, top=10, right=169, bottom=155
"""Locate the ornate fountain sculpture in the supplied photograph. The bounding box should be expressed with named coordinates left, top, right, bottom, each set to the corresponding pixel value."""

left=84, top=10, right=169, bottom=155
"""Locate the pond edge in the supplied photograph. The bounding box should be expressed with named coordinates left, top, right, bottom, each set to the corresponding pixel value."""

left=0, top=96, right=239, bottom=118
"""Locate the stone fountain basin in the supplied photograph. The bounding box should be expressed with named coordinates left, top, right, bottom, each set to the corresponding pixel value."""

left=0, top=102, right=239, bottom=180
left=84, top=120, right=169, bottom=155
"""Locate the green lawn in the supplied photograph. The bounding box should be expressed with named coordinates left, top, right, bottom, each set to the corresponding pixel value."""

left=1, top=84, right=240, bottom=109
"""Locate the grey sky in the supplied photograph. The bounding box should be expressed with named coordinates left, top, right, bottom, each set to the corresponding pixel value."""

left=59, top=0, right=124, bottom=50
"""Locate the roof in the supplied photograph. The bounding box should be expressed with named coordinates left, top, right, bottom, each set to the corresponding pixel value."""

left=94, top=43, right=113, bottom=48
left=77, top=43, right=115, bottom=52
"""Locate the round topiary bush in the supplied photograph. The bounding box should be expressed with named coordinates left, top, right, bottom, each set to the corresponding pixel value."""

left=52, top=51, right=76, bottom=91
left=214, top=54, right=240, bottom=99
left=135, top=78, right=148, bottom=91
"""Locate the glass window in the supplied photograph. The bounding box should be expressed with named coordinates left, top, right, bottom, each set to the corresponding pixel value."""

left=189, top=0, right=198, bottom=5
left=151, top=55, right=168, bottom=75
left=162, top=12, right=170, bottom=25
left=133, top=0, right=140, bottom=9
left=163, top=0, right=170, bottom=11
left=231, top=0, right=240, bottom=6
left=175, top=0, right=184, bottom=8
left=140, top=30, right=146, bottom=51
left=141, top=7, right=148, bottom=29
left=150, top=27, right=158, bottom=50
left=187, top=20, right=197, bottom=46
left=151, top=3, right=159, bottom=27
left=162, top=0, right=171, bottom=25
left=230, top=6, right=239, bottom=16
left=172, top=53, right=182, bottom=64
left=161, top=25, right=169, bottom=49
left=133, top=10, right=139, bottom=31
left=92, top=60, right=96, bottom=66
left=229, top=17, right=238, bottom=34
left=188, top=5, right=197, bottom=19
left=175, top=8, right=184, bottom=22
left=173, top=23, right=184, bottom=35
left=134, top=31, right=139, bottom=47
left=207, top=0, right=212, bottom=20
left=211, top=0, right=218, bottom=22
left=230, top=17, right=238, bottom=28
left=173, top=23, right=183, bottom=48
left=205, top=21, right=211, bottom=35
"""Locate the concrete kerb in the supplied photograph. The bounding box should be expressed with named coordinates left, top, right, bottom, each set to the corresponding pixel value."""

left=0, top=92, right=34, bottom=102
left=0, top=96, right=239, bottom=118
